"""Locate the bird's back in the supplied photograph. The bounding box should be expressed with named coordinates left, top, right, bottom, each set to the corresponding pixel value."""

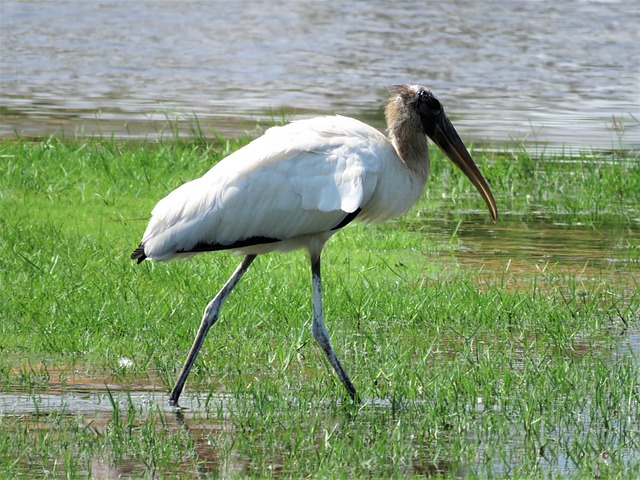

left=134, top=115, right=425, bottom=262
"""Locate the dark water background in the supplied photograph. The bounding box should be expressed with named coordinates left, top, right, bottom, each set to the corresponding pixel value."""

left=2, top=0, right=639, bottom=150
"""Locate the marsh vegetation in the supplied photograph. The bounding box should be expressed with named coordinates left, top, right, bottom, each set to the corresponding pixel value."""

left=1, top=134, right=638, bottom=478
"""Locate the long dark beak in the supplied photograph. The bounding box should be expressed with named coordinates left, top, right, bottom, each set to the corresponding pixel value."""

left=428, top=113, right=498, bottom=221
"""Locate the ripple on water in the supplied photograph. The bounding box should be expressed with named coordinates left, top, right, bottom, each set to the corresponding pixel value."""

left=1, top=1, right=639, bottom=150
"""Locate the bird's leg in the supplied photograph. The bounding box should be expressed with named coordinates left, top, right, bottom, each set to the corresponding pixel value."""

left=169, top=254, right=257, bottom=406
left=310, top=254, right=358, bottom=402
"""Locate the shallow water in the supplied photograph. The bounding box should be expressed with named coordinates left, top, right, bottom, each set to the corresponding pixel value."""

left=443, top=215, right=639, bottom=293
left=1, top=367, right=637, bottom=477
left=2, top=214, right=638, bottom=476
left=2, top=0, right=639, bottom=150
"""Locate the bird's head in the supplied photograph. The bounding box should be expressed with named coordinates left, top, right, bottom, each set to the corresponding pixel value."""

left=386, top=84, right=498, bottom=221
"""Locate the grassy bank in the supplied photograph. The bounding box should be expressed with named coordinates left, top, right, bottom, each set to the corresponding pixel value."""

left=0, top=134, right=638, bottom=478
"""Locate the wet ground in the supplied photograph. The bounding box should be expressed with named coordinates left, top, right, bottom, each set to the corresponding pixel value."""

left=1, top=215, right=638, bottom=476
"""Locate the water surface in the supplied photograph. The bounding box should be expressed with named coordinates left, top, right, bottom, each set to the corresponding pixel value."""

left=2, top=0, right=639, bottom=149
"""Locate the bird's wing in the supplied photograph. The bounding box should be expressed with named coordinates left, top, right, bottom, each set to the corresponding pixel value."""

left=140, top=116, right=392, bottom=260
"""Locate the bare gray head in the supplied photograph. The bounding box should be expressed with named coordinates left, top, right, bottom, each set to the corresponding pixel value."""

left=385, top=84, right=498, bottom=221
left=386, top=85, right=443, bottom=129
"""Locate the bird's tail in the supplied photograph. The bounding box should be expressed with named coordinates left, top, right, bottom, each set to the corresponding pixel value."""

left=131, top=244, right=147, bottom=264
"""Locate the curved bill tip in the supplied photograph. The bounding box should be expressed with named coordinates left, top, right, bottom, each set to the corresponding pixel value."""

left=430, top=113, right=498, bottom=222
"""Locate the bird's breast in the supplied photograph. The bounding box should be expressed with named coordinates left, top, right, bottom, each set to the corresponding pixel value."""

left=358, top=156, right=428, bottom=223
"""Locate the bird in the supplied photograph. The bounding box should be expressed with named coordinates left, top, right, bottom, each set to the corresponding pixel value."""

left=131, top=84, right=498, bottom=406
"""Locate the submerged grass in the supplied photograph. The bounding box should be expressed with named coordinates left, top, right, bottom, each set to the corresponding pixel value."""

left=0, top=133, right=638, bottom=478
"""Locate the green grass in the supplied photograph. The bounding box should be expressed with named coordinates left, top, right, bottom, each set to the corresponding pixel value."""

left=0, top=134, right=638, bottom=478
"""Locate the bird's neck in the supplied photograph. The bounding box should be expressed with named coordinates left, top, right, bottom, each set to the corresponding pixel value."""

left=385, top=104, right=431, bottom=181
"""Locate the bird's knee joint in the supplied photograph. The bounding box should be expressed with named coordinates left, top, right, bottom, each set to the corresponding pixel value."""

left=311, top=323, right=329, bottom=346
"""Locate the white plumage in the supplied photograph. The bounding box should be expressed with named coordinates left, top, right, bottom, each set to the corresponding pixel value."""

left=131, top=85, right=497, bottom=405
left=139, top=115, right=426, bottom=262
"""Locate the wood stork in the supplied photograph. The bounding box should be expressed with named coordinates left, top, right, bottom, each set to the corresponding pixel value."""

left=131, top=84, right=498, bottom=405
